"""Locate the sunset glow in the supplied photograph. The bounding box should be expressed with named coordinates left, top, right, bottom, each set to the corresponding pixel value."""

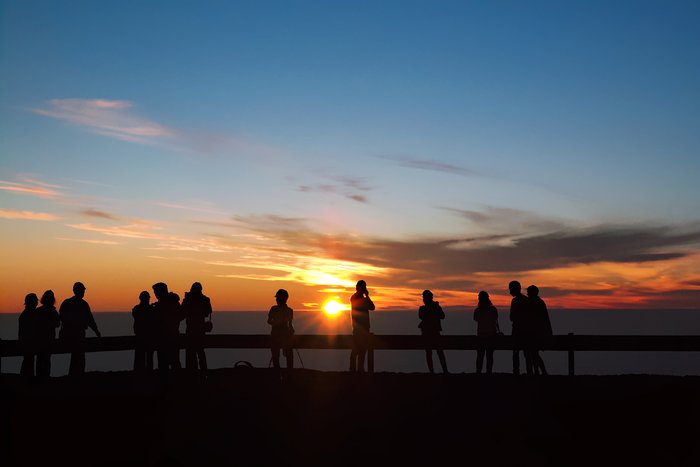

left=1, top=3, right=699, bottom=313
left=323, top=300, right=346, bottom=316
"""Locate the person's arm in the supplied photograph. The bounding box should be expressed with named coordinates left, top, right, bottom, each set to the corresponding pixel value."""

left=473, top=309, right=479, bottom=322
left=419, top=306, right=427, bottom=321
left=86, top=304, right=101, bottom=337
left=365, top=296, right=375, bottom=311
left=436, top=303, right=445, bottom=320
left=543, top=302, right=553, bottom=335
left=267, top=307, right=275, bottom=325
left=205, top=297, right=213, bottom=318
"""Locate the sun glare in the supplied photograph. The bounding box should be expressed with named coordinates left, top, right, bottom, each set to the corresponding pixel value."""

left=323, top=299, right=345, bottom=316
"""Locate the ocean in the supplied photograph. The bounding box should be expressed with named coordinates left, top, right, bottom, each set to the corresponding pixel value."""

left=2, top=309, right=699, bottom=375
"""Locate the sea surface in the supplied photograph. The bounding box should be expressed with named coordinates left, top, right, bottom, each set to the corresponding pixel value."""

left=2, top=309, right=699, bottom=375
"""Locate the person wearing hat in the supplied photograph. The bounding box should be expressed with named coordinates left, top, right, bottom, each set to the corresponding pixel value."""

left=473, top=290, right=500, bottom=374
left=267, top=289, right=294, bottom=370
left=418, top=289, right=448, bottom=374
left=59, top=282, right=101, bottom=375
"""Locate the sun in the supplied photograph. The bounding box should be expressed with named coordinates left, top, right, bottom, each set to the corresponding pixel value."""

left=323, top=299, right=346, bottom=316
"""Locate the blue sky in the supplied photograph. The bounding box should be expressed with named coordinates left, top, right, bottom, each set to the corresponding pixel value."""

left=1, top=1, right=699, bottom=311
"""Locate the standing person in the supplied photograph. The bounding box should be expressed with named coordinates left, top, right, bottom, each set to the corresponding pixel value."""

left=18, top=293, right=39, bottom=380
left=418, top=290, right=448, bottom=374
left=132, top=291, right=155, bottom=371
left=152, top=282, right=183, bottom=371
left=473, top=291, right=500, bottom=374
left=508, top=280, right=531, bottom=375
left=349, top=280, right=375, bottom=373
left=33, top=291, right=61, bottom=379
left=267, top=289, right=294, bottom=370
left=527, top=285, right=552, bottom=375
left=182, top=282, right=212, bottom=371
left=59, top=282, right=101, bottom=375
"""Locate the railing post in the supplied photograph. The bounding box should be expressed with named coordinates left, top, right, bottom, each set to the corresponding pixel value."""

left=368, top=333, right=374, bottom=374
left=568, top=333, right=575, bottom=376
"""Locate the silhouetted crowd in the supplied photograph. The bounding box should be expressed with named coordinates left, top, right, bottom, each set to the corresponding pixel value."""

left=16, top=279, right=552, bottom=379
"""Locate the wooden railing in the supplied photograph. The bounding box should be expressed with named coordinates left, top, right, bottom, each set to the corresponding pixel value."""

left=2, top=334, right=700, bottom=375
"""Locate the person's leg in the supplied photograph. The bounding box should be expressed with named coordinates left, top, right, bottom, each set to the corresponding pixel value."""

left=271, top=345, right=281, bottom=369
left=186, top=340, right=196, bottom=370
left=357, top=349, right=366, bottom=372
left=437, top=349, right=448, bottom=374
left=171, top=344, right=182, bottom=370
left=21, top=354, right=35, bottom=380
left=284, top=347, right=294, bottom=369
left=486, top=349, right=494, bottom=374
left=524, top=347, right=534, bottom=375
left=476, top=348, right=484, bottom=374
left=535, top=351, right=547, bottom=375
left=134, top=344, right=145, bottom=371
left=512, top=349, right=520, bottom=375
left=146, top=347, right=154, bottom=371
left=425, top=349, right=434, bottom=373
left=37, top=353, right=51, bottom=379
left=197, top=347, right=208, bottom=371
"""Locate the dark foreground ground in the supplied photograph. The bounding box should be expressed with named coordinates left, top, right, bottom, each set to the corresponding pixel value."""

left=2, top=370, right=700, bottom=467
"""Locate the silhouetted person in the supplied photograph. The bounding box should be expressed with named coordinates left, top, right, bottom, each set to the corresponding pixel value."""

left=267, top=289, right=294, bottom=370
left=59, top=282, right=100, bottom=375
left=182, top=282, right=212, bottom=371
left=132, top=291, right=155, bottom=371
left=527, top=285, right=552, bottom=376
left=509, top=280, right=532, bottom=375
left=33, top=290, right=60, bottom=380
left=418, top=290, right=448, bottom=374
left=474, top=291, right=500, bottom=374
left=19, top=293, right=39, bottom=380
left=152, top=282, right=183, bottom=371
left=349, top=280, right=375, bottom=372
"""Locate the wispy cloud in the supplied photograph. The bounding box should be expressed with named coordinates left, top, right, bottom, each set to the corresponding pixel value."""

left=0, top=179, right=64, bottom=199
left=298, top=175, right=373, bottom=203
left=56, top=237, right=120, bottom=245
left=155, top=202, right=227, bottom=215
left=376, top=154, right=483, bottom=178
left=31, top=99, right=177, bottom=145
left=80, top=208, right=120, bottom=221
left=0, top=208, right=60, bottom=221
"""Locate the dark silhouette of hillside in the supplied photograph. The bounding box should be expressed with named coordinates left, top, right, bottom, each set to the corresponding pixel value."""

left=2, top=370, right=699, bottom=467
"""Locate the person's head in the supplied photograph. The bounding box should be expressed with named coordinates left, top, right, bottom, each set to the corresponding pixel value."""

left=24, top=293, right=38, bottom=309
left=152, top=282, right=169, bottom=300
left=190, top=282, right=203, bottom=294
left=508, top=280, right=521, bottom=296
left=478, top=290, right=492, bottom=307
left=275, top=288, right=289, bottom=305
left=73, top=281, right=86, bottom=298
left=422, top=289, right=433, bottom=304
left=526, top=285, right=539, bottom=297
left=356, top=280, right=368, bottom=295
left=139, top=290, right=150, bottom=304
left=40, top=290, right=55, bottom=307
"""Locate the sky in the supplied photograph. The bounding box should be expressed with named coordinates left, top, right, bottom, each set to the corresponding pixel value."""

left=1, top=0, right=699, bottom=313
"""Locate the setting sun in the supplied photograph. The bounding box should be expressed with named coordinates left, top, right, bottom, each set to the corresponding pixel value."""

left=323, top=299, right=346, bottom=316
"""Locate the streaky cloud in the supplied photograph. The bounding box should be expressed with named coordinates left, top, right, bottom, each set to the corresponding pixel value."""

left=80, top=208, right=120, bottom=221
left=376, top=154, right=482, bottom=177
left=31, top=99, right=176, bottom=145
left=0, top=179, right=64, bottom=199
left=0, top=208, right=60, bottom=221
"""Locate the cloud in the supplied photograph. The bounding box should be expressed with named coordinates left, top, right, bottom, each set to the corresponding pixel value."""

left=56, top=237, right=120, bottom=245
left=0, top=209, right=60, bottom=221
left=80, top=208, right=120, bottom=220
left=376, top=154, right=482, bottom=178
left=30, top=98, right=280, bottom=157
left=443, top=206, right=571, bottom=236
left=0, top=179, right=64, bottom=198
left=31, top=99, right=177, bottom=145
left=298, top=175, right=372, bottom=203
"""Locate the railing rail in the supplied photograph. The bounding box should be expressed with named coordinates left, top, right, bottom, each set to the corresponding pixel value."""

left=3, top=334, right=700, bottom=375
